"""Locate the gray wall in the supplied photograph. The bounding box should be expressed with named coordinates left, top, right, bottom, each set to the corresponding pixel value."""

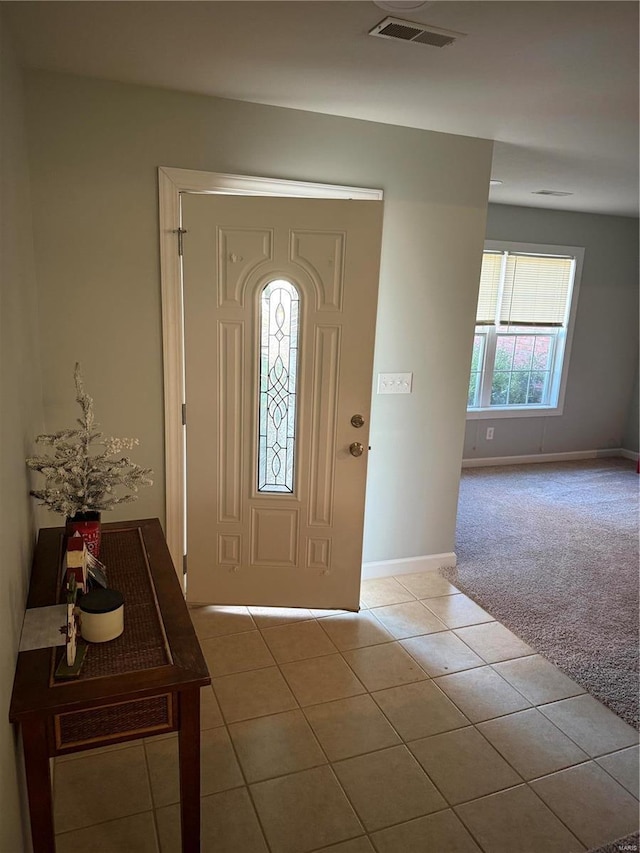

left=24, top=71, right=493, bottom=564
left=0, top=17, right=44, bottom=853
left=464, top=204, right=639, bottom=460
left=623, top=362, right=639, bottom=453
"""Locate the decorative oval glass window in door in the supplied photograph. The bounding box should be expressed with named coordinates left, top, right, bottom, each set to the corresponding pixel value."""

left=258, top=279, right=300, bottom=493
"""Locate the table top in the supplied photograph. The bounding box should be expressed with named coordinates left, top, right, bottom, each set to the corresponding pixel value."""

left=10, top=518, right=210, bottom=722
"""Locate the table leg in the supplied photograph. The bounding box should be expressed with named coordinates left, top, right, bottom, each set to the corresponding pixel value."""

left=21, top=717, right=55, bottom=853
left=178, top=687, right=201, bottom=852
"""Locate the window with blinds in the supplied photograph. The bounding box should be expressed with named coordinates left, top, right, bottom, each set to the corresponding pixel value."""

left=475, top=252, right=575, bottom=328
left=468, top=241, right=583, bottom=417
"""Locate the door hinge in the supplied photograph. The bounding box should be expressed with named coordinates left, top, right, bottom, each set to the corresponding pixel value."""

left=181, top=403, right=187, bottom=426
left=183, top=553, right=188, bottom=575
left=174, top=227, right=188, bottom=256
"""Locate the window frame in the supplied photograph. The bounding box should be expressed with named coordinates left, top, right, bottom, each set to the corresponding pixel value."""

left=467, top=240, right=585, bottom=420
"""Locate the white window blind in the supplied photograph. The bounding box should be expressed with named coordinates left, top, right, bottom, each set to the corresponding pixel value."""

left=476, top=251, right=574, bottom=328
left=501, top=254, right=573, bottom=327
left=475, top=251, right=502, bottom=324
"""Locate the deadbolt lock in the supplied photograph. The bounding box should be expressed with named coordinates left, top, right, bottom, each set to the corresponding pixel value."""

left=350, top=414, right=365, bottom=429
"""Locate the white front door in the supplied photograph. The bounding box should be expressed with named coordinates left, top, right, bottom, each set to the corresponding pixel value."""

left=182, top=193, right=383, bottom=609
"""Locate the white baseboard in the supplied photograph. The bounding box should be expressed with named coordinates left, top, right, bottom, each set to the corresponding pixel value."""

left=619, top=448, right=639, bottom=461
left=461, top=448, right=635, bottom=468
left=362, top=552, right=457, bottom=581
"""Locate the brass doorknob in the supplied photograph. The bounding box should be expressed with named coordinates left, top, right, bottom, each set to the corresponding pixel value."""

left=349, top=442, right=365, bottom=457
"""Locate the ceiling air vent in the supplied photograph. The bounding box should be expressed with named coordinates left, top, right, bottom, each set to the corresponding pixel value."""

left=369, top=16, right=466, bottom=48
left=532, top=190, right=574, bottom=197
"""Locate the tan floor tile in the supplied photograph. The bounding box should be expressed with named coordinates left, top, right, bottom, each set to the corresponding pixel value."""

left=55, top=812, right=159, bottom=853
left=304, top=694, right=400, bottom=760
left=53, top=745, right=152, bottom=833
left=477, top=708, right=589, bottom=780
left=342, top=642, right=428, bottom=692
left=212, top=666, right=298, bottom=723
left=434, top=666, right=532, bottom=722
left=423, top=593, right=493, bottom=629
left=395, top=571, right=458, bottom=599
left=155, top=787, right=269, bottom=853
left=371, top=809, right=482, bottom=853
left=530, top=762, right=639, bottom=849
left=454, top=621, right=535, bottom=663
left=228, top=709, right=326, bottom=782
left=400, top=632, right=484, bottom=677
left=318, top=611, right=394, bottom=650
left=314, top=839, right=375, bottom=853
left=188, top=604, right=255, bottom=639
left=596, top=746, right=640, bottom=799
left=360, top=577, right=416, bottom=607
left=493, top=655, right=585, bottom=704
left=261, top=619, right=337, bottom=663
left=409, top=726, right=522, bottom=804
left=145, top=727, right=243, bottom=808
left=251, top=765, right=362, bottom=853
left=310, top=608, right=351, bottom=618
left=455, top=785, right=585, bottom=853
left=248, top=605, right=314, bottom=627
left=538, top=694, right=639, bottom=757
left=55, top=739, right=143, bottom=762
left=143, top=732, right=176, bottom=744
left=199, top=630, right=275, bottom=677
left=370, top=600, right=448, bottom=639
left=371, top=680, right=469, bottom=741
left=333, top=745, right=446, bottom=832
left=280, top=654, right=366, bottom=706
left=200, top=684, right=224, bottom=729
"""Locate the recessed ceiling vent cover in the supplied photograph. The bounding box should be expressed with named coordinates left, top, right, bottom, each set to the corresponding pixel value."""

left=369, top=16, right=466, bottom=48
left=532, top=190, right=574, bottom=197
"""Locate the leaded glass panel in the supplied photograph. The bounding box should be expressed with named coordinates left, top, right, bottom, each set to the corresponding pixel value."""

left=258, top=280, right=300, bottom=493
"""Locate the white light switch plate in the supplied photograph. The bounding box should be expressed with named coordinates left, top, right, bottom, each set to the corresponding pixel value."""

left=377, top=372, right=413, bottom=394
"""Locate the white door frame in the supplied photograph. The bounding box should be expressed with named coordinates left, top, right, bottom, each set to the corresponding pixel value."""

left=158, top=167, right=383, bottom=576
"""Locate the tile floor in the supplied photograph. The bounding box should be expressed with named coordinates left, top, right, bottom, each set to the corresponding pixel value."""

left=52, top=572, right=639, bottom=853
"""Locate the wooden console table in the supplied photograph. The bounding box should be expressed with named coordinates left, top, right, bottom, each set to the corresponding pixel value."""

left=10, top=518, right=211, bottom=852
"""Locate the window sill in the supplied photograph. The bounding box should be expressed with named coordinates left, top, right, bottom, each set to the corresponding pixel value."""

left=466, top=405, right=563, bottom=420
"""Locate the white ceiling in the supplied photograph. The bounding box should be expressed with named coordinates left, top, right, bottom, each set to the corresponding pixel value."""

left=4, top=0, right=639, bottom=216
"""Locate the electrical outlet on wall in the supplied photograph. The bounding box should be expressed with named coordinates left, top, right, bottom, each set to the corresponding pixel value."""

left=486, top=427, right=494, bottom=440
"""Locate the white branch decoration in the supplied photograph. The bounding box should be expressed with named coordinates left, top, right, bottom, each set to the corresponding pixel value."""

left=26, top=364, right=154, bottom=518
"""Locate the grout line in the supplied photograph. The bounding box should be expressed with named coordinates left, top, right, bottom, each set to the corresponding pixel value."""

left=215, top=717, right=275, bottom=853
left=54, top=808, right=160, bottom=840
left=306, top=833, right=374, bottom=853
left=591, top=747, right=640, bottom=801
left=141, top=740, right=163, bottom=851
left=444, top=722, right=604, bottom=849
left=142, top=736, right=163, bottom=813
left=451, top=784, right=586, bottom=852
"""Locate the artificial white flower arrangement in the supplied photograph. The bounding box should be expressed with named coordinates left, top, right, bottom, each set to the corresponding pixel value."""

left=26, top=364, right=153, bottom=519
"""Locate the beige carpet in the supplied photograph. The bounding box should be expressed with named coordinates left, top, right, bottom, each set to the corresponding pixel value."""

left=446, top=458, right=639, bottom=728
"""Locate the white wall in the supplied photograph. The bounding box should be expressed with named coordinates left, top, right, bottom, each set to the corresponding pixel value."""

left=0, top=16, right=44, bottom=853
left=24, top=71, right=492, bottom=565
left=464, top=204, right=639, bottom=460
